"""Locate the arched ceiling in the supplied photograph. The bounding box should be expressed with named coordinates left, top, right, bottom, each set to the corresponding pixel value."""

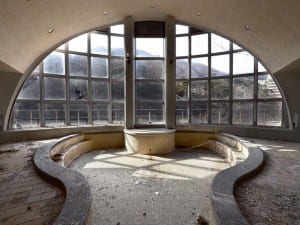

left=0, top=0, right=299, bottom=74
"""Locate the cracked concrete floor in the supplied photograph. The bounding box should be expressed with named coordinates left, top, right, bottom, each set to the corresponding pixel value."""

left=70, top=148, right=229, bottom=225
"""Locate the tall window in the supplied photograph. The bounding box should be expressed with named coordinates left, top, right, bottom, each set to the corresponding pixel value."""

left=135, top=38, right=165, bottom=125
left=175, top=24, right=284, bottom=127
left=10, top=24, right=125, bottom=129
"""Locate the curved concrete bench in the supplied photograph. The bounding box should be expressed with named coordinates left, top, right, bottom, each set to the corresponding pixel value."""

left=209, top=133, right=265, bottom=225
left=34, top=134, right=92, bottom=225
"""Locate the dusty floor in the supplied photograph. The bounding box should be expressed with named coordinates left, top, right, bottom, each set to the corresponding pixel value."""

left=70, top=148, right=229, bottom=225
left=236, top=139, right=300, bottom=225
left=0, top=141, right=65, bottom=225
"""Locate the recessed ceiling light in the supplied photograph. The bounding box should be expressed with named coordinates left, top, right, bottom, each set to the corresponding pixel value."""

left=103, top=11, right=109, bottom=15
left=48, top=28, right=54, bottom=33
left=197, top=12, right=201, bottom=16
left=149, top=4, right=156, bottom=8
left=244, top=25, right=250, bottom=30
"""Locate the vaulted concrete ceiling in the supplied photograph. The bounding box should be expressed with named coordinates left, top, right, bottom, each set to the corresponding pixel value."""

left=0, top=0, right=299, bottom=74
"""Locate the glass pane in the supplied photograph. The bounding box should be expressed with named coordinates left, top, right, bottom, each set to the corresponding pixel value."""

left=136, top=82, right=163, bottom=101
left=136, top=60, right=163, bottom=79
left=192, top=34, right=208, bottom=55
left=257, top=101, right=282, bottom=126
left=191, top=57, right=208, bottom=78
left=112, top=81, right=124, bottom=100
left=258, top=62, right=267, bottom=72
left=91, top=33, right=108, bottom=55
left=233, top=77, right=254, bottom=99
left=233, top=43, right=242, bottom=50
left=110, top=24, right=124, bottom=34
left=176, top=25, right=189, bottom=35
left=92, top=80, right=108, bottom=100
left=176, top=36, right=189, bottom=57
left=136, top=38, right=164, bottom=57
left=136, top=102, right=164, bottom=124
left=69, top=79, right=88, bottom=101
left=45, top=104, right=66, bottom=126
left=43, top=52, right=65, bottom=75
left=69, top=54, right=88, bottom=76
left=191, top=102, right=208, bottom=124
left=10, top=103, right=40, bottom=129
left=112, top=103, right=124, bottom=124
left=70, top=103, right=88, bottom=126
left=17, top=75, right=40, bottom=100
left=68, top=34, right=88, bottom=53
left=211, top=34, right=230, bottom=53
left=92, top=103, right=108, bottom=124
left=91, top=57, right=108, bottom=78
left=258, top=74, right=282, bottom=99
left=211, top=54, right=230, bottom=76
left=111, top=36, right=124, bottom=56
left=176, top=59, right=189, bottom=79
left=44, top=77, right=66, bottom=100
left=176, top=81, right=188, bottom=100
left=111, top=58, right=124, bottom=79
left=232, top=102, right=253, bottom=125
left=211, top=79, right=230, bottom=100
left=211, top=102, right=229, bottom=124
left=176, top=101, right=188, bottom=124
left=191, top=80, right=208, bottom=100
left=233, top=51, right=254, bottom=75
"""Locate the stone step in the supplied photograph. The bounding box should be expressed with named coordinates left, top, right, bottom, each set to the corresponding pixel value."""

left=208, top=139, right=246, bottom=165
left=62, top=140, right=93, bottom=167
left=215, top=133, right=240, bottom=150
left=50, top=134, right=85, bottom=158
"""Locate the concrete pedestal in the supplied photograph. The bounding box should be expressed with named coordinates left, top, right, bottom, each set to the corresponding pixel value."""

left=124, top=129, right=175, bottom=155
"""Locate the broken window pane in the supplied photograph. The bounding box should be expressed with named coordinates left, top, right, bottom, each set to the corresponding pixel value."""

left=176, top=81, right=188, bottom=100
left=69, top=79, right=88, bottom=101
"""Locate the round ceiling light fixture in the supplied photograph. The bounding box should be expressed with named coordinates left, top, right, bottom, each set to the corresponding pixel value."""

left=103, top=11, right=109, bottom=15
left=48, top=28, right=54, bottom=33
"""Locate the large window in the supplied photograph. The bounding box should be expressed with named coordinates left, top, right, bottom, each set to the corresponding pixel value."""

left=9, top=21, right=286, bottom=130
left=10, top=24, right=125, bottom=129
left=175, top=24, right=285, bottom=127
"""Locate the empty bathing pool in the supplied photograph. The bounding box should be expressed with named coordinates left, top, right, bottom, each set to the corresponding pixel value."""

left=70, top=147, right=230, bottom=225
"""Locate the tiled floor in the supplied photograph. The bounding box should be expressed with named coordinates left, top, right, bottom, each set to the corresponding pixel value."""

left=0, top=141, right=65, bottom=225
left=70, top=148, right=229, bottom=225
left=236, top=139, right=300, bottom=225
